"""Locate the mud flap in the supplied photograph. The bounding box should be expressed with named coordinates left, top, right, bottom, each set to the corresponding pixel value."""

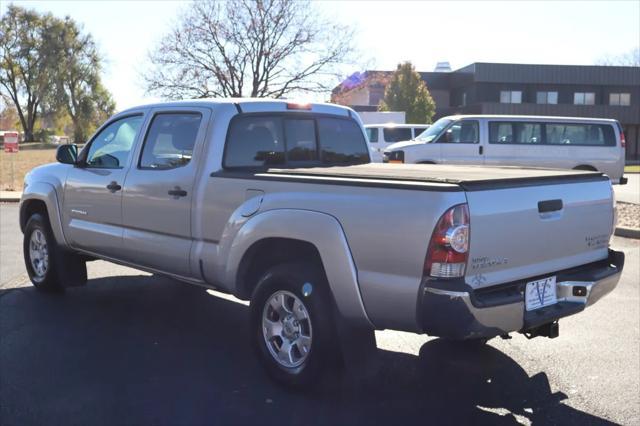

left=55, top=247, right=87, bottom=287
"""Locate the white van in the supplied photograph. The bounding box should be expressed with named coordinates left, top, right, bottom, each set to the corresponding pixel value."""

left=365, top=124, right=430, bottom=161
left=383, top=115, right=627, bottom=184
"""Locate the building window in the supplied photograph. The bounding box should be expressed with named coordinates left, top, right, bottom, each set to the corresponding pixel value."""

left=609, top=93, right=631, bottom=106
left=500, top=90, right=522, bottom=104
left=574, top=92, right=595, bottom=105
left=536, top=91, right=558, bottom=104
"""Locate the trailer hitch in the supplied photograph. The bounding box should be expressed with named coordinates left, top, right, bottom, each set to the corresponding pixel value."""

left=522, top=321, right=559, bottom=339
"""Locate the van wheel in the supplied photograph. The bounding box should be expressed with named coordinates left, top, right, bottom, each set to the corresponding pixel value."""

left=250, top=262, right=338, bottom=388
left=573, top=165, right=597, bottom=171
left=23, top=213, right=87, bottom=291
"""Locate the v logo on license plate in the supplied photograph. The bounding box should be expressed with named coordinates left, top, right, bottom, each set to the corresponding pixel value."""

left=525, top=276, right=557, bottom=312
left=536, top=281, right=548, bottom=306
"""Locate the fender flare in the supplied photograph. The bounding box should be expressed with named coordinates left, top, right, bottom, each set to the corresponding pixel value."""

left=221, top=209, right=372, bottom=328
left=20, top=182, right=68, bottom=247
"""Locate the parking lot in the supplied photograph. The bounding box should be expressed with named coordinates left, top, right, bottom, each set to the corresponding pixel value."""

left=1, top=203, right=638, bottom=425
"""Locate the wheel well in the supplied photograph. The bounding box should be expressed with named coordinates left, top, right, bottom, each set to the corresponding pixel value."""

left=235, top=238, right=325, bottom=300
left=573, top=165, right=597, bottom=171
left=20, top=199, right=48, bottom=232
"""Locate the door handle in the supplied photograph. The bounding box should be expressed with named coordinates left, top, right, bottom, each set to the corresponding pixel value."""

left=106, top=181, right=121, bottom=192
left=538, top=199, right=563, bottom=213
left=479, top=145, right=484, bottom=155
left=168, top=187, right=188, bottom=197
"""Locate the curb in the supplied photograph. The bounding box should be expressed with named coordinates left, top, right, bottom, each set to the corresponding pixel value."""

left=0, top=196, right=20, bottom=203
left=615, top=226, right=640, bottom=239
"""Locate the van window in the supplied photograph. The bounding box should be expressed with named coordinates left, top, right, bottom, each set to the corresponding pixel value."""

left=415, top=118, right=452, bottom=142
left=412, top=128, right=427, bottom=138
left=318, top=117, right=369, bottom=165
left=438, top=120, right=479, bottom=144
left=489, top=122, right=542, bottom=144
left=366, top=128, right=379, bottom=143
left=224, top=116, right=286, bottom=167
left=546, top=123, right=616, bottom=146
left=383, top=127, right=412, bottom=143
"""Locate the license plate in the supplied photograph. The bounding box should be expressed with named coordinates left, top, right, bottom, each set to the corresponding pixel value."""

left=525, top=276, right=557, bottom=311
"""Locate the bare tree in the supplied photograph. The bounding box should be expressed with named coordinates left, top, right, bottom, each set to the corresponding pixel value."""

left=145, top=0, right=355, bottom=99
left=596, top=47, right=640, bottom=67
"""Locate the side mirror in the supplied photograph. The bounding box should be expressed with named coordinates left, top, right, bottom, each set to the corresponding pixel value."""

left=56, top=144, right=78, bottom=165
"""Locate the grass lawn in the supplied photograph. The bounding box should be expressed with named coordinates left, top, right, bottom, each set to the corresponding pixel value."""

left=624, top=165, right=640, bottom=173
left=1, top=148, right=57, bottom=191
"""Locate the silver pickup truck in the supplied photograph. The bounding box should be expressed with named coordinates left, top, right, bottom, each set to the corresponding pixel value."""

left=20, top=99, right=624, bottom=387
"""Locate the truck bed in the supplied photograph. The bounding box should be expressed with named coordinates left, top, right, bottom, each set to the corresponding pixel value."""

left=258, top=163, right=608, bottom=191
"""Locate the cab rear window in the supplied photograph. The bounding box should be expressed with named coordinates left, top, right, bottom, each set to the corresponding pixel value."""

left=224, top=114, right=369, bottom=168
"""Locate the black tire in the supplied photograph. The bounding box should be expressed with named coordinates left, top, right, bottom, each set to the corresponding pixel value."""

left=573, top=165, right=597, bottom=171
left=23, top=213, right=87, bottom=291
left=250, top=262, right=338, bottom=388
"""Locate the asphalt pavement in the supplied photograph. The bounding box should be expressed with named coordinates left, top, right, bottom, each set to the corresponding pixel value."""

left=0, top=204, right=638, bottom=425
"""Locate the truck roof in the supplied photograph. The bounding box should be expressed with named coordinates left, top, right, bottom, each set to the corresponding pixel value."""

left=118, top=98, right=354, bottom=117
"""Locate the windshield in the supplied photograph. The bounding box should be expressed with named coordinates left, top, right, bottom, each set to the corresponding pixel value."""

left=415, top=118, right=453, bottom=142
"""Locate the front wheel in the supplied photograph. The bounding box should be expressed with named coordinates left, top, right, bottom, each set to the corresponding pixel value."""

left=250, top=262, right=338, bottom=388
left=23, top=213, right=86, bottom=291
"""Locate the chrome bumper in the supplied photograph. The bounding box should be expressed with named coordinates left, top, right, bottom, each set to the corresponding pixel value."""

left=419, top=249, right=624, bottom=339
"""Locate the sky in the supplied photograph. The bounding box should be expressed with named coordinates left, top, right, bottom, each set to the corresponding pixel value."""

left=2, top=0, right=639, bottom=111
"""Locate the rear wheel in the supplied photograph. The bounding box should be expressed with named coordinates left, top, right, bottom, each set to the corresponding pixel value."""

left=573, top=165, right=597, bottom=171
left=250, top=262, right=338, bottom=388
left=23, top=213, right=86, bottom=291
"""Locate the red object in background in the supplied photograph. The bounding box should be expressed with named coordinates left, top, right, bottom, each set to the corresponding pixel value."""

left=3, top=132, right=19, bottom=153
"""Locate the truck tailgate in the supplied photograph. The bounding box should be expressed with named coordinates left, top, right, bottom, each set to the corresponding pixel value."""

left=465, top=179, right=614, bottom=288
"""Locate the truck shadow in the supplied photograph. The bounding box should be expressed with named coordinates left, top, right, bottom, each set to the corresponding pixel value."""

left=0, top=274, right=615, bottom=426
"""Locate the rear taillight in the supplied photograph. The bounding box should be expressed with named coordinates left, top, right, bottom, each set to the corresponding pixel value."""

left=620, top=130, right=626, bottom=148
left=286, top=102, right=312, bottom=110
left=424, top=204, right=470, bottom=278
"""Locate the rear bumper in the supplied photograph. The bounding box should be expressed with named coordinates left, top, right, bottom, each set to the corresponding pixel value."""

left=419, top=249, right=624, bottom=339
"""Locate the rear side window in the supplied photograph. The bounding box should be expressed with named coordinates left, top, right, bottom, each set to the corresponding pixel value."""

left=140, top=113, right=202, bottom=169
left=224, top=116, right=285, bottom=167
left=317, top=117, right=369, bottom=165
left=366, top=128, right=379, bottom=143
left=546, top=123, right=616, bottom=146
left=489, top=122, right=542, bottom=144
left=224, top=115, right=368, bottom=168
left=383, top=127, right=412, bottom=143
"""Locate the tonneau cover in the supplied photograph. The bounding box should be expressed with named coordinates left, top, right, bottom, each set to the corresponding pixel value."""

left=265, top=163, right=607, bottom=191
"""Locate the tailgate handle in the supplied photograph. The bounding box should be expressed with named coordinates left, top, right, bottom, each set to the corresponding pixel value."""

left=538, top=199, right=563, bottom=213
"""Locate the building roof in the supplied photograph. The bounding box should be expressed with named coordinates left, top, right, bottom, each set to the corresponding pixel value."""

left=334, top=62, right=640, bottom=93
